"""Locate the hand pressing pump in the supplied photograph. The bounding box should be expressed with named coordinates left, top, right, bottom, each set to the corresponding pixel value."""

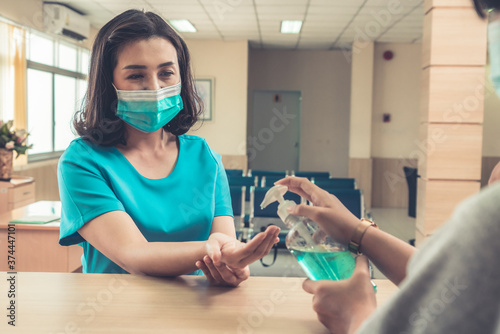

left=260, top=185, right=356, bottom=281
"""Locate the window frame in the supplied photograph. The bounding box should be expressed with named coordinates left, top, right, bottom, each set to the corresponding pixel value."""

left=26, top=31, right=89, bottom=163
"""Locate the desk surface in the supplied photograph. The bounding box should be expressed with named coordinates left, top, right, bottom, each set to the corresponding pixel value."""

left=0, top=201, right=61, bottom=230
left=0, top=273, right=397, bottom=333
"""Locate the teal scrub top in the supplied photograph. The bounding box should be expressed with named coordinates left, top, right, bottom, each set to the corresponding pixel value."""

left=58, top=134, right=233, bottom=274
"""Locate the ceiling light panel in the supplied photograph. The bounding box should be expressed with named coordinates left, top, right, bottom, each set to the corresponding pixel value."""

left=169, top=19, right=197, bottom=32
left=281, top=20, right=303, bottom=34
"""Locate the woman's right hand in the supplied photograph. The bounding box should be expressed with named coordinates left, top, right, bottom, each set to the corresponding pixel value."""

left=206, top=226, right=280, bottom=269
left=198, top=227, right=279, bottom=286
left=196, top=256, right=250, bottom=287
left=275, top=177, right=360, bottom=245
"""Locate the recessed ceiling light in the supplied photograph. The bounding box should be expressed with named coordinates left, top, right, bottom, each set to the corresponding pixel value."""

left=281, top=20, right=302, bottom=34
left=169, top=19, right=197, bottom=33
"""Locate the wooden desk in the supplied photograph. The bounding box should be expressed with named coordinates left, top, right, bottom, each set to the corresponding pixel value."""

left=0, top=201, right=82, bottom=273
left=0, top=176, right=35, bottom=213
left=0, top=273, right=397, bottom=333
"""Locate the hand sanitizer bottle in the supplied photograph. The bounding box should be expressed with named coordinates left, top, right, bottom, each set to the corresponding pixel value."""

left=260, top=185, right=355, bottom=281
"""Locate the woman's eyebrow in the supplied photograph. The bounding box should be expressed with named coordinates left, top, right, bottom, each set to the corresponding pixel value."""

left=122, top=64, right=146, bottom=70
left=122, top=61, right=175, bottom=70
left=157, top=61, right=175, bottom=68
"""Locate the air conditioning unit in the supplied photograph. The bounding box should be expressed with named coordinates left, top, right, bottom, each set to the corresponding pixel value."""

left=43, top=3, right=90, bottom=41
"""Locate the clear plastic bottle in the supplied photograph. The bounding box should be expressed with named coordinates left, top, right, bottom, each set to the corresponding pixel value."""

left=260, top=185, right=355, bottom=281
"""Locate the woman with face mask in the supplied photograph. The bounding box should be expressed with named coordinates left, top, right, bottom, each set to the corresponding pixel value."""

left=57, top=10, right=280, bottom=286
left=274, top=1, right=500, bottom=332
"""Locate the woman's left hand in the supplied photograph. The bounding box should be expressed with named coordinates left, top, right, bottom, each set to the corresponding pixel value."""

left=196, top=255, right=250, bottom=286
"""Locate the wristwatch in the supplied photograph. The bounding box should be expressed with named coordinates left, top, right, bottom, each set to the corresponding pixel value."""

left=348, top=218, right=378, bottom=255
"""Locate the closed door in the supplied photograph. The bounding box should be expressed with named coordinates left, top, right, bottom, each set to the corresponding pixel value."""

left=250, top=91, right=301, bottom=171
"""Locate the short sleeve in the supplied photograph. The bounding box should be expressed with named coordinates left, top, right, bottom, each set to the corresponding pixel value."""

left=212, top=151, right=233, bottom=217
left=58, top=140, right=125, bottom=246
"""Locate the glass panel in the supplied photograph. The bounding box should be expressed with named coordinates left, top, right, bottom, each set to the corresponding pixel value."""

left=80, top=49, right=90, bottom=75
left=28, top=33, right=54, bottom=66
left=54, top=75, right=77, bottom=151
left=58, top=43, right=77, bottom=72
left=76, top=79, right=88, bottom=113
left=77, top=78, right=87, bottom=105
left=27, top=69, right=53, bottom=154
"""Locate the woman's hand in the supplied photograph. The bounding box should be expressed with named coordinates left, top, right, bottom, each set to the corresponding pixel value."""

left=197, top=226, right=279, bottom=286
left=206, top=226, right=280, bottom=268
left=303, top=256, right=376, bottom=334
left=275, top=177, right=359, bottom=245
left=196, top=255, right=250, bottom=287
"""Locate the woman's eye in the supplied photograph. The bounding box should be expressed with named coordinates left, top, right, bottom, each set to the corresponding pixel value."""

left=160, top=71, right=174, bottom=77
left=126, top=74, right=143, bottom=80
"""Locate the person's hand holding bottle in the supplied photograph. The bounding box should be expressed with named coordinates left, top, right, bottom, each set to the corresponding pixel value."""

left=275, top=177, right=360, bottom=245
left=303, top=255, right=376, bottom=334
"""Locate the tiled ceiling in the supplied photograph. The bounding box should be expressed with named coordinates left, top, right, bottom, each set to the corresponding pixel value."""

left=58, top=0, right=424, bottom=50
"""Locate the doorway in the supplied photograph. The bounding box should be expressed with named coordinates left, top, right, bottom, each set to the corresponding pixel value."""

left=249, top=90, right=301, bottom=171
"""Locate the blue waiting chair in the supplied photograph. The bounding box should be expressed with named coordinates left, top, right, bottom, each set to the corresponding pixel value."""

left=293, top=171, right=331, bottom=179
left=225, top=169, right=245, bottom=178
left=312, top=177, right=356, bottom=190
left=229, top=186, right=246, bottom=228
left=320, top=188, right=364, bottom=219
left=227, top=176, right=258, bottom=199
left=248, top=170, right=289, bottom=190
left=260, top=175, right=289, bottom=187
left=248, top=170, right=290, bottom=178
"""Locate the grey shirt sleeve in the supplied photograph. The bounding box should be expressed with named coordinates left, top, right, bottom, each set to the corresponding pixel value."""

left=357, top=182, right=500, bottom=334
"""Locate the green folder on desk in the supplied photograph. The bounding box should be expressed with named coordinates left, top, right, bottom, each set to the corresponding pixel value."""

left=9, top=215, right=60, bottom=224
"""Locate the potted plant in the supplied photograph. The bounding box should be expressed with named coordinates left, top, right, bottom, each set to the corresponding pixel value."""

left=0, top=120, right=32, bottom=181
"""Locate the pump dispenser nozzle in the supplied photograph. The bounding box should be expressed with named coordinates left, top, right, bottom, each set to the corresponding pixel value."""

left=260, top=185, right=299, bottom=226
left=260, top=185, right=287, bottom=208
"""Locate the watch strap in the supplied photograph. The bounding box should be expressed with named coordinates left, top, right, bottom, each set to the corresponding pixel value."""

left=348, top=218, right=378, bottom=255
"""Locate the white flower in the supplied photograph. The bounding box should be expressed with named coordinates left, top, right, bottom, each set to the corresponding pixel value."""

left=5, top=141, right=15, bottom=149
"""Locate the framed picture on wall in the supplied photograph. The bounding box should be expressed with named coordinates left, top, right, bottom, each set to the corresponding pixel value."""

left=194, top=78, right=214, bottom=121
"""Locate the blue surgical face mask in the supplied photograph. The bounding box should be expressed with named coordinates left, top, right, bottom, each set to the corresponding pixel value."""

left=489, top=21, right=500, bottom=96
left=114, top=81, right=183, bottom=133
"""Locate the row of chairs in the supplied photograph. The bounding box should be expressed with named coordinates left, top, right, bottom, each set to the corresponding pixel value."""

left=227, top=174, right=357, bottom=199
left=226, top=169, right=332, bottom=180
left=230, top=184, right=365, bottom=244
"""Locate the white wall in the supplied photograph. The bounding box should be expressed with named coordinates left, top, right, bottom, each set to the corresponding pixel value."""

left=186, top=39, right=248, bottom=156
left=369, top=42, right=500, bottom=159
left=248, top=50, right=352, bottom=176
left=350, top=42, right=374, bottom=159
left=371, top=43, right=421, bottom=159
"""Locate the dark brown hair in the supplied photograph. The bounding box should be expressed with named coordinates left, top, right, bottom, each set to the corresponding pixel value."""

left=73, top=9, right=203, bottom=146
left=473, top=0, right=500, bottom=18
